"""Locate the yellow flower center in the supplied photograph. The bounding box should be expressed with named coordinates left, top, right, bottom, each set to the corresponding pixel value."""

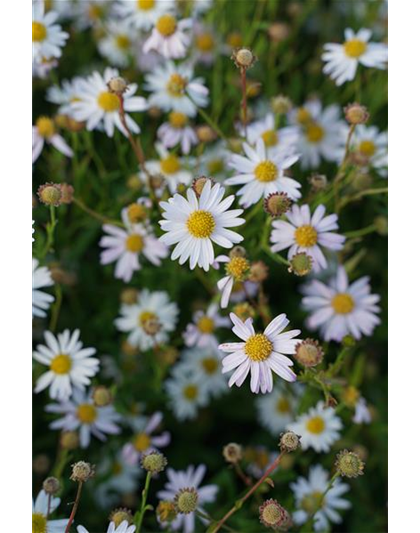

left=262, top=129, right=278, bottom=147
left=226, top=257, right=249, bottom=280
left=207, top=158, right=224, bottom=175
left=115, top=34, right=130, bottom=50
left=342, top=385, right=360, bottom=407
left=306, top=123, right=324, bottom=143
left=126, top=234, right=144, bottom=252
left=244, top=333, right=273, bottom=362
left=127, top=203, right=147, bottom=223
left=306, top=416, right=325, bottom=434
left=156, top=14, right=177, bottom=37
left=359, top=140, right=376, bottom=157
left=139, top=311, right=158, bottom=327
left=276, top=397, right=291, bottom=414
left=344, top=38, right=367, bottom=58
left=202, top=357, right=218, bottom=374
left=331, top=293, right=355, bottom=314
left=197, top=316, right=215, bottom=334
left=254, top=161, right=278, bottom=182
left=160, top=154, right=181, bottom=174
left=183, top=384, right=198, bottom=400
left=255, top=449, right=270, bottom=469
left=301, top=491, right=324, bottom=514
left=134, top=432, right=151, bottom=452
left=32, top=512, right=47, bottom=533
left=50, top=353, right=72, bottom=375
left=186, top=210, right=216, bottom=238
left=97, top=91, right=120, bottom=112
left=137, top=0, right=155, bottom=10
left=112, top=462, right=123, bottom=475
left=32, top=22, right=47, bottom=42
left=169, top=111, right=188, bottom=128
left=296, top=107, right=312, bottom=125
left=36, top=116, right=55, bottom=138
left=88, top=4, right=104, bottom=19
left=166, top=73, right=188, bottom=97
left=77, top=403, right=97, bottom=424
left=226, top=32, right=242, bottom=48
left=294, top=225, right=318, bottom=247
left=196, top=32, right=215, bottom=52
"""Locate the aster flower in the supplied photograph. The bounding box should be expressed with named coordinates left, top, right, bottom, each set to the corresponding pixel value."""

left=157, top=465, right=218, bottom=533
left=71, top=67, right=148, bottom=137
left=32, top=258, right=54, bottom=318
left=350, top=124, right=388, bottom=177
left=287, top=401, right=342, bottom=452
left=46, top=77, right=84, bottom=115
left=74, top=0, right=110, bottom=30
left=242, top=113, right=299, bottom=158
left=122, top=412, right=170, bottom=465
left=181, top=347, right=228, bottom=397
left=98, top=20, right=137, bottom=67
left=301, top=266, right=381, bottom=342
left=255, top=383, right=301, bottom=436
left=270, top=204, right=346, bottom=272
left=32, top=0, right=69, bottom=64
left=143, top=14, right=192, bottom=59
left=157, top=111, right=199, bottom=154
left=291, top=465, right=350, bottom=531
left=33, top=116, right=74, bottom=163
left=322, top=28, right=388, bottom=86
left=114, top=289, right=179, bottom=350
left=144, top=61, right=209, bottom=117
left=214, top=253, right=250, bottom=309
left=46, top=388, right=121, bottom=448
left=33, top=329, right=100, bottom=401
left=219, top=312, right=301, bottom=394
left=77, top=521, right=135, bottom=533
left=114, top=0, right=175, bottom=31
left=183, top=303, right=230, bottom=349
left=32, top=489, right=67, bottom=533
left=165, top=367, right=209, bottom=420
left=192, top=23, right=218, bottom=65
left=159, top=180, right=245, bottom=271
left=226, top=138, right=301, bottom=207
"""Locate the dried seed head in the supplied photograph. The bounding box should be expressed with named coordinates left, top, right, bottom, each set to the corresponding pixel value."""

left=37, top=183, right=62, bottom=207
left=109, top=508, right=133, bottom=527
left=174, top=488, right=199, bottom=514
left=335, top=449, right=365, bottom=478
left=70, top=461, right=95, bottom=483
left=60, top=431, right=79, bottom=450
left=271, top=95, right=292, bottom=115
left=33, top=454, right=50, bottom=474
left=58, top=183, right=74, bottom=204
left=294, top=339, right=324, bottom=367
left=229, top=246, right=247, bottom=259
left=42, top=476, right=60, bottom=495
left=107, top=76, right=128, bottom=95
left=308, top=173, right=328, bottom=192
left=279, top=431, right=301, bottom=452
left=288, top=252, right=313, bottom=277
left=92, top=385, right=113, bottom=407
left=249, top=261, right=269, bottom=283
left=232, top=302, right=255, bottom=321
left=196, top=125, right=217, bottom=143
left=127, top=203, right=148, bottom=224
left=264, top=192, right=292, bottom=217
left=231, top=47, right=257, bottom=69
left=156, top=501, right=178, bottom=523
left=344, top=103, right=369, bottom=125
left=120, top=288, right=139, bottom=305
left=142, top=451, right=168, bottom=474
left=223, top=442, right=243, bottom=464
left=192, top=176, right=214, bottom=197
left=259, top=499, right=288, bottom=530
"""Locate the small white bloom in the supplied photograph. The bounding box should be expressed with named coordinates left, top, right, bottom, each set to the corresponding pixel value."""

left=183, top=302, right=230, bottom=350
left=159, top=180, right=245, bottom=271
left=227, top=138, right=301, bottom=207
left=351, top=124, right=388, bottom=176
left=32, top=489, right=67, bottom=533
left=181, top=347, right=228, bottom=398
left=157, top=111, right=198, bottom=154
left=287, top=401, right=342, bottom=452
left=353, top=397, right=372, bottom=424
left=143, top=14, right=191, bottom=59
left=270, top=204, right=345, bottom=272
left=322, top=28, right=388, bottom=86
left=291, top=465, right=350, bottom=531
left=71, top=67, right=148, bottom=137
left=78, top=521, right=135, bottom=533
left=192, top=23, right=218, bottom=65
left=114, top=0, right=175, bottom=31
left=33, top=329, right=99, bottom=401
left=33, top=116, right=74, bottom=163
left=165, top=367, right=209, bottom=420
left=32, top=0, right=69, bottom=64
left=122, top=411, right=170, bottom=465
left=144, top=61, right=209, bottom=117
left=46, top=388, right=121, bottom=448
left=219, top=312, right=301, bottom=394
left=46, top=77, right=84, bottom=115
left=301, top=265, right=381, bottom=342
left=98, top=20, right=137, bottom=67
left=33, top=258, right=54, bottom=318
left=115, top=289, right=179, bottom=350
left=214, top=254, right=250, bottom=309
left=255, top=383, right=302, bottom=436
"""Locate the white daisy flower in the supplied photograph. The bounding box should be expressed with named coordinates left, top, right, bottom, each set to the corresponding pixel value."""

left=157, top=464, right=218, bottom=533
left=33, top=258, right=54, bottom=318
left=159, top=180, right=245, bottom=271
left=287, top=401, right=342, bottom=452
left=289, top=100, right=346, bottom=169
left=33, top=116, right=74, bottom=163
left=353, top=397, right=372, bottom=424
left=144, top=61, right=209, bottom=117
left=74, top=0, right=110, bottom=30
left=115, top=289, right=179, bottom=350
left=114, top=0, right=175, bottom=31
left=322, top=28, right=388, bottom=86
left=226, top=138, right=301, bottom=207
left=122, top=411, right=171, bottom=465
left=46, top=77, right=84, bottom=116
left=219, top=312, right=301, bottom=394
left=255, top=383, right=301, bottom=436
left=301, top=265, right=381, bottom=342
left=100, top=220, right=168, bottom=283
left=183, top=303, right=230, bottom=350
left=33, top=57, right=58, bottom=79
left=143, top=14, right=191, bottom=59
left=33, top=329, right=100, bottom=401
left=181, top=347, right=228, bottom=397
left=213, top=253, right=251, bottom=309
left=78, top=521, right=135, bottom=533
left=350, top=124, right=388, bottom=176
left=139, top=143, right=193, bottom=195
left=188, top=0, right=213, bottom=16
left=46, top=388, right=121, bottom=448
left=44, top=0, right=74, bottom=21
left=198, top=141, right=230, bottom=179
left=98, top=20, right=137, bottom=67
left=191, top=23, right=218, bottom=65
left=291, top=465, right=350, bottom=531
left=32, top=489, right=67, bottom=533
left=32, top=0, right=69, bottom=64
left=241, top=113, right=299, bottom=159
left=157, top=111, right=198, bottom=154
left=165, top=367, right=209, bottom=420
left=71, top=67, right=148, bottom=137
left=270, top=204, right=346, bottom=272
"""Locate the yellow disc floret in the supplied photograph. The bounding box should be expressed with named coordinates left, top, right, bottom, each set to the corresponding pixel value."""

left=306, top=123, right=324, bottom=143
left=77, top=403, right=97, bottom=424
left=166, top=74, right=188, bottom=97
left=97, top=91, right=120, bottom=112
left=359, top=140, right=376, bottom=157
left=33, top=22, right=47, bottom=42
left=32, top=512, right=47, bottom=533
left=294, top=225, right=318, bottom=247
left=196, top=33, right=215, bottom=52
left=169, top=111, right=188, bottom=128
left=134, top=432, right=151, bottom=452
left=331, top=293, right=355, bottom=314
left=261, top=129, right=278, bottom=147
left=115, top=34, right=130, bottom=50
left=306, top=416, right=325, bottom=434
left=276, top=397, right=291, bottom=414
left=138, top=0, right=155, bottom=10
left=201, top=357, right=218, bottom=374
left=226, top=256, right=249, bottom=280
left=50, top=354, right=72, bottom=375
left=344, top=39, right=367, bottom=58
left=296, top=107, right=312, bottom=125
left=254, top=161, right=278, bottom=182
left=186, top=210, right=216, bottom=238
left=156, top=14, right=177, bottom=37
left=160, top=154, right=181, bottom=174
left=36, top=117, right=55, bottom=138
left=183, top=384, right=198, bottom=400
left=139, top=311, right=158, bottom=327
left=126, top=234, right=144, bottom=252
left=197, top=316, right=215, bottom=333
left=244, top=333, right=273, bottom=362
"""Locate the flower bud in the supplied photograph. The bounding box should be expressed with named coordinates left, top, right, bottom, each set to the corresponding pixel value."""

left=156, top=501, right=178, bottom=523
left=308, top=173, right=328, bottom=192
left=342, top=335, right=356, bottom=347
left=192, top=176, right=214, bottom=197
left=127, top=174, right=142, bottom=191
left=231, top=47, right=257, bottom=69
left=107, top=76, right=128, bottom=95
left=60, top=431, right=79, bottom=450
left=120, top=288, right=139, bottom=305
left=92, top=386, right=113, bottom=407
left=42, top=476, right=60, bottom=495
left=288, top=252, right=313, bottom=276
left=229, top=246, right=247, bottom=259
left=374, top=215, right=387, bottom=236
left=264, top=192, right=292, bottom=217
left=249, top=261, right=269, bottom=283
left=268, top=22, right=290, bottom=43
left=196, top=125, right=217, bottom=143
left=142, top=451, right=168, bottom=474
left=127, top=203, right=148, bottom=224
left=70, top=461, right=95, bottom=483
left=344, top=103, right=369, bottom=125
left=109, top=508, right=133, bottom=527
left=174, top=488, right=199, bottom=514
left=37, top=183, right=62, bottom=207
left=279, top=431, right=301, bottom=452
left=223, top=442, right=243, bottom=464
left=294, top=339, right=324, bottom=367
left=58, top=183, right=74, bottom=204
left=33, top=455, right=50, bottom=475
left=335, top=450, right=365, bottom=478
left=232, top=302, right=255, bottom=321
left=259, top=499, right=288, bottom=530
left=271, top=95, right=292, bottom=115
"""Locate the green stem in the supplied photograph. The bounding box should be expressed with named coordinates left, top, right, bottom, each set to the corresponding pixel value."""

left=41, top=205, right=58, bottom=259
left=49, top=284, right=62, bottom=333
left=301, top=472, right=340, bottom=532
left=344, top=224, right=377, bottom=239
left=339, top=187, right=388, bottom=209
left=136, top=471, right=153, bottom=532
left=73, top=197, right=124, bottom=227
left=262, top=244, right=289, bottom=266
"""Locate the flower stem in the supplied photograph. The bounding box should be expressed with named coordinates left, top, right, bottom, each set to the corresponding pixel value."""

left=65, top=481, right=84, bottom=533
left=73, top=197, right=124, bottom=227
left=135, top=471, right=153, bottom=532
left=240, top=67, right=248, bottom=137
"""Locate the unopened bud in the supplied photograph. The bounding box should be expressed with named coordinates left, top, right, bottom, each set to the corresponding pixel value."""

left=37, top=183, right=62, bottom=207
left=229, top=246, right=247, bottom=259
left=70, top=461, right=95, bottom=483
left=335, top=450, right=365, bottom=478
left=42, top=476, right=60, bottom=495
left=60, top=431, right=79, bottom=450
left=107, top=76, right=128, bottom=95
left=92, top=386, right=113, bottom=407
left=342, top=334, right=356, bottom=347
left=231, top=47, right=257, bottom=69
left=279, top=431, right=301, bottom=452
left=294, top=339, right=324, bottom=368
left=109, top=508, right=133, bottom=527
left=249, top=261, right=269, bottom=283
left=288, top=252, right=313, bottom=276
left=156, top=501, right=178, bottom=523
left=264, top=192, right=292, bottom=217
left=196, top=125, right=217, bottom=143
left=271, top=95, right=292, bottom=115
left=344, top=103, right=369, bottom=125
left=308, top=173, right=328, bottom=192
left=59, top=183, right=74, bottom=204
left=142, top=451, right=168, bottom=474
left=223, top=442, right=243, bottom=464
left=120, top=288, right=139, bottom=305
left=192, top=176, right=214, bottom=197
left=232, top=302, right=255, bottom=321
